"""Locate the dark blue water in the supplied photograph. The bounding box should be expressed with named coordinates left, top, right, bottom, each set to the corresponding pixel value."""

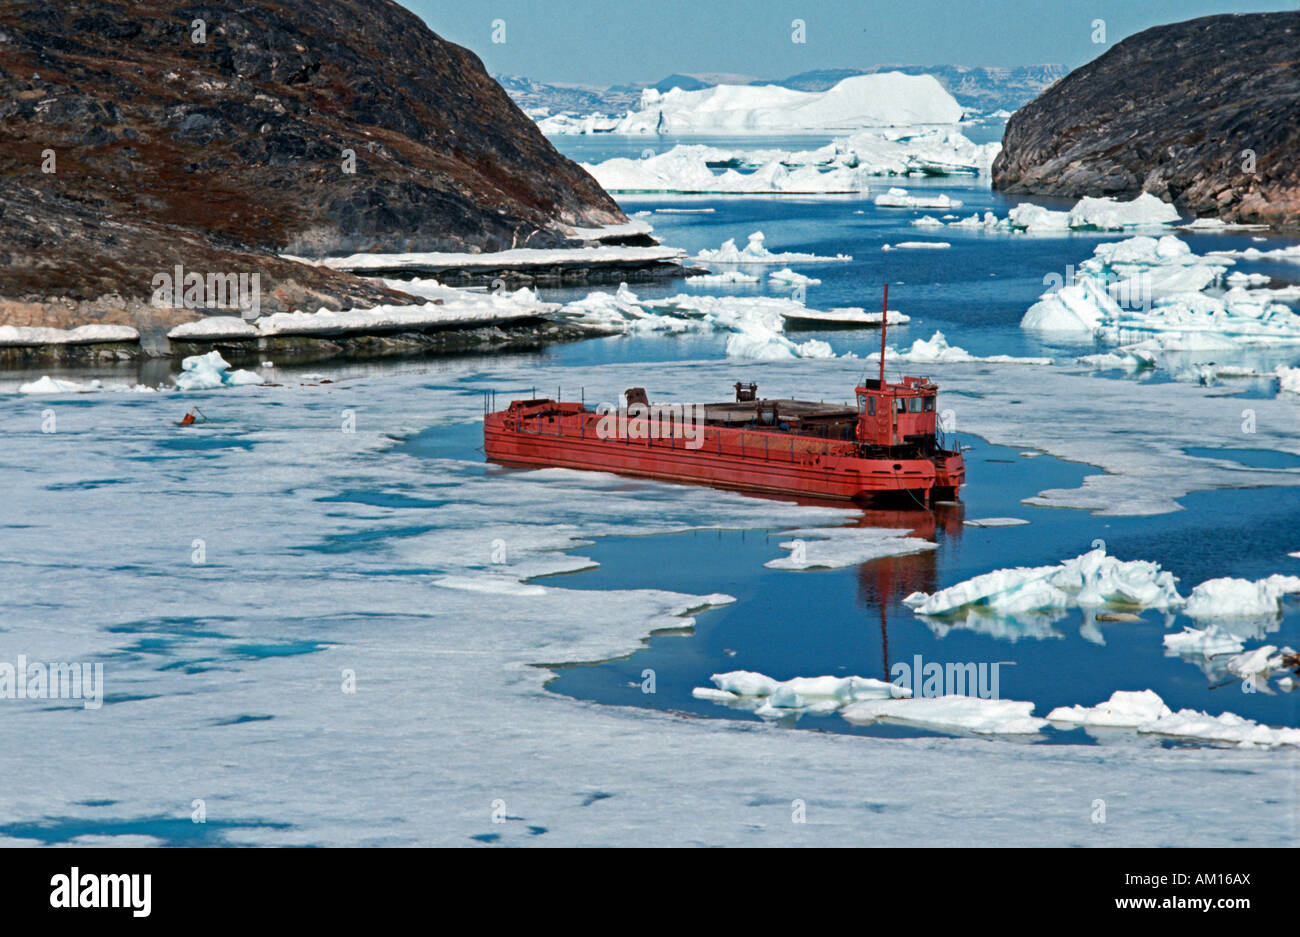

left=534, top=134, right=1300, bottom=384
left=538, top=439, right=1300, bottom=739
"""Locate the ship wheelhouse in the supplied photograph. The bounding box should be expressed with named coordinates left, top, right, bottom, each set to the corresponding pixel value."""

left=855, top=376, right=942, bottom=454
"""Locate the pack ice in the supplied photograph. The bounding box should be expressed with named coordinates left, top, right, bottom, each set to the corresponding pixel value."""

left=1021, top=235, right=1300, bottom=370
left=581, top=127, right=1000, bottom=193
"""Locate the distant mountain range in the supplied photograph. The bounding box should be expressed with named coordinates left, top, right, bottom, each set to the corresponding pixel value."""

left=496, top=64, right=1067, bottom=117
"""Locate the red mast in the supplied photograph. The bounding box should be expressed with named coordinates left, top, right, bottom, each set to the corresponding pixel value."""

left=879, top=283, right=889, bottom=386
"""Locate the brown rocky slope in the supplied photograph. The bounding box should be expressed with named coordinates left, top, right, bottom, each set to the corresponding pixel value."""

left=0, top=0, right=627, bottom=341
left=992, top=12, right=1300, bottom=228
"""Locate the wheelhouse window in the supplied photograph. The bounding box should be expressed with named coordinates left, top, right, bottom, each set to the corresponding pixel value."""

left=867, top=397, right=876, bottom=416
left=908, top=397, right=923, bottom=413
left=924, top=396, right=936, bottom=412
left=857, top=394, right=866, bottom=414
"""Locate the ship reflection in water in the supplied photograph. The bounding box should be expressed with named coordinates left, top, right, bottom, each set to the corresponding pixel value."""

left=852, top=504, right=963, bottom=682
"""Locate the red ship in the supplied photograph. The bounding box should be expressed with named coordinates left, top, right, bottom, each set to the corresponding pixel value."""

left=483, top=287, right=965, bottom=504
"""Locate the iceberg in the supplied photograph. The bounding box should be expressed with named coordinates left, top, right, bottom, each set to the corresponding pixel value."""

left=903, top=547, right=1183, bottom=617
left=1184, top=575, right=1300, bottom=622
left=557, top=72, right=963, bottom=135
left=174, top=350, right=264, bottom=391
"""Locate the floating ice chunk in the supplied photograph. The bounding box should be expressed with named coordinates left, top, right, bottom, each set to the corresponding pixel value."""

left=841, top=695, right=1047, bottom=735
left=882, top=241, right=951, bottom=250
left=17, top=376, right=87, bottom=394
left=904, top=547, right=1182, bottom=617
left=691, top=271, right=761, bottom=285
left=1226, top=271, right=1272, bottom=288
left=725, top=331, right=834, bottom=360
left=910, top=215, right=945, bottom=227
left=1277, top=366, right=1300, bottom=394
left=765, top=526, right=936, bottom=570
left=1067, top=193, right=1181, bottom=229
left=1225, top=645, right=1294, bottom=680
left=873, top=187, right=962, bottom=209
left=693, top=670, right=910, bottom=719
left=1048, top=689, right=1171, bottom=727
left=174, top=350, right=264, bottom=391
left=768, top=268, right=822, bottom=286
left=585, top=147, right=873, bottom=194
left=1162, top=625, right=1245, bottom=658
left=1048, top=690, right=1300, bottom=747
left=1184, top=575, right=1300, bottom=622
left=17, top=376, right=156, bottom=395
left=695, top=231, right=851, bottom=264
left=780, top=306, right=908, bottom=326
left=964, top=517, right=1030, bottom=528
left=869, top=330, right=1051, bottom=365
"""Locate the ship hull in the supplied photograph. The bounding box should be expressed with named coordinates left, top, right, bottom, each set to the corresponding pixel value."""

left=484, top=409, right=964, bottom=503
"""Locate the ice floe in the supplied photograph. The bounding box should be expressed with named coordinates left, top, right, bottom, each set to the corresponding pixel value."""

left=1048, top=690, right=1300, bottom=748
left=16, top=376, right=157, bottom=395
left=692, top=670, right=910, bottom=719
left=764, top=527, right=936, bottom=570
left=586, top=146, right=872, bottom=194
left=1162, top=625, right=1245, bottom=659
left=285, top=244, right=687, bottom=273
left=691, top=271, right=761, bottom=285
left=882, top=241, right=951, bottom=251
left=695, top=231, right=851, bottom=264
left=841, top=696, right=1048, bottom=735
left=874, top=187, right=962, bottom=210
left=917, top=193, right=1181, bottom=233
left=583, top=125, right=1002, bottom=194
left=555, top=285, right=843, bottom=360
left=768, top=268, right=822, bottom=287
left=964, top=517, right=1030, bottom=528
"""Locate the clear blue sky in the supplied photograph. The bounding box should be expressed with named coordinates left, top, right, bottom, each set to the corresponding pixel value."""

left=406, top=0, right=1296, bottom=85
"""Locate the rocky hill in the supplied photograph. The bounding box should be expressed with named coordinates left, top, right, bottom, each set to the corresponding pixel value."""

left=992, top=12, right=1300, bottom=228
left=0, top=0, right=626, bottom=336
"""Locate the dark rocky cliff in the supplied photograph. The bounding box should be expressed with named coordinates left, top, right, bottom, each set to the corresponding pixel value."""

left=992, top=12, right=1300, bottom=228
left=0, top=0, right=626, bottom=333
